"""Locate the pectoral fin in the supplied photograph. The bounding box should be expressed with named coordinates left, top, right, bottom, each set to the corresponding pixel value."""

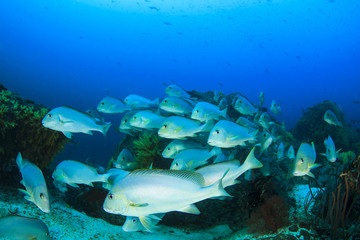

left=130, top=202, right=149, bottom=208
left=18, top=188, right=34, bottom=202
left=62, top=131, right=73, bottom=139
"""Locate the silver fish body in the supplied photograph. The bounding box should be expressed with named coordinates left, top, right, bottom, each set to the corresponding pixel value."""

left=270, top=100, right=281, bottom=114
left=129, top=111, right=167, bottom=129
left=323, top=135, right=339, bottom=162
left=162, top=139, right=204, bottom=158
left=207, top=120, right=257, bottom=148
left=165, top=84, right=191, bottom=99
left=191, top=102, right=227, bottom=122
left=16, top=153, right=50, bottom=213
left=114, top=149, right=137, bottom=170
left=42, top=106, right=111, bottom=138
left=124, top=95, right=159, bottom=109
left=233, top=95, right=258, bottom=116
left=159, top=96, right=194, bottom=116
left=293, top=142, right=320, bottom=178
left=53, top=160, right=110, bottom=187
left=0, top=215, right=50, bottom=240
left=97, top=96, right=131, bottom=113
left=324, top=110, right=343, bottom=127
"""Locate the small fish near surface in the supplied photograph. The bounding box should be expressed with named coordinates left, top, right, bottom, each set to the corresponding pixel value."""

left=103, top=169, right=230, bottom=231
left=42, top=106, right=111, bottom=138
left=53, top=160, right=111, bottom=188
left=16, top=153, right=50, bottom=213
left=293, top=142, right=321, bottom=178
left=324, top=109, right=343, bottom=127
left=97, top=96, right=131, bottom=114
left=207, top=120, right=257, bottom=148
left=0, top=215, right=50, bottom=240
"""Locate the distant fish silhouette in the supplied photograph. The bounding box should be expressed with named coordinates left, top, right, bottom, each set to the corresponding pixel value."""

left=353, top=100, right=360, bottom=104
left=149, top=6, right=159, bottom=11
left=163, top=22, right=173, bottom=26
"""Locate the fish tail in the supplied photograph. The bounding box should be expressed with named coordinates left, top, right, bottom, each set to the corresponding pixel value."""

left=152, top=98, right=160, bottom=106
left=208, top=171, right=232, bottom=198
left=221, top=108, right=227, bottom=118
left=209, top=147, right=222, bottom=157
left=243, top=147, right=263, bottom=170
left=101, top=122, right=112, bottom=136
left=16, top=152, right=24, bottom=169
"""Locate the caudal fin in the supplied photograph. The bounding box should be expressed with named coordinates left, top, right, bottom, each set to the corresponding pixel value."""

left=101, top=122, right=112, bottom=136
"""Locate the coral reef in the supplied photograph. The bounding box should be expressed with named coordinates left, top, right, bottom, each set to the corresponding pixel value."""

left=133, top=132, right=163, bottom=169
left=0, top=84, right=68, bottom=182
left=291, top=100, right=360, bottom=155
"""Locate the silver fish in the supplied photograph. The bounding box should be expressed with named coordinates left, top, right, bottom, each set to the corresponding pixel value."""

left=124, top=94, right=159, bottom=109
left=191, top=102, right=227, bottom=122
left=207, top=120, right=257, bottom=148
left=159, top=96, right=194, bottom=116
left=233, top=95, right=258, bottom=116
left=118, top=111, right=141, bottom=135
left=165, top=84, right=191, bottom=99
left=97, top=96, right=131, bottom=113
left=42, top=106, right=111, bottom=138
left=86, top=108, right=105, bottom=122
left=170, top=147, right=222, bottom=171
left=102, top=168, right=130, bottom=190
left=293, top=142, right=320, bottom=178
left=16, top=153, right=50, bottom=213
left=322, top=135, right=341, bottom=162
left=53, top=160, right=110, bottom=187
left=114, top=149, right=137, bottom=170
left=158, top=116, right=211, bottom=139
left=103, top=169, right=230, bottom=231
left=129, top=111, right=167, bottom=130
left=324, top=110, right=342, bottom=127
left=122, top=214, right=164, bottom=232
left=0, top=215, right=50, bottom=240
left=277, top=142, right=285, bottom=160
left=270, top=100, right=281, bottom=114
left=162, top=139, right=204, bottom=158
left=286, top=145, right=295, bottom=159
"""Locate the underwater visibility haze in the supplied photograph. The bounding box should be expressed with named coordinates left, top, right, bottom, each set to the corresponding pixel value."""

left=0, top=0, right=360, bottom=239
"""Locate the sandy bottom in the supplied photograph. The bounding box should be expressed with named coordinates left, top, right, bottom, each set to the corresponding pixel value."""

left=0, top=186, right=233, bottom=240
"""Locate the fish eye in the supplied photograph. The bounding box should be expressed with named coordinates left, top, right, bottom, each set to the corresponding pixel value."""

left=164, top=100, right=167, bottom=103
left=132, top=219, right=136, bottom=223
left=122, top=156, right=126, bottom=161
left=133, top=116, right=137, bottom=120
left=101, top=102, right=105, bottom=105
left=175, top=163, right=178, bottom=166
left=196, top=110, right=199, bottom=113
left=300, top=158, right=304, bottom=163
left=167, top=147, right=171, bottom=151
left=124, top=119, right=128, bottom=123
left=169, top=86, right=172, bottom=89
left=108, top=194, right=113, bottom=199
left=215, top=129, right=220, bottom=134
left=48, top=114, right=52, bottom=118
left=40, top=193, right=44, bottom=199
left=163, top=124, right=167, bottom=129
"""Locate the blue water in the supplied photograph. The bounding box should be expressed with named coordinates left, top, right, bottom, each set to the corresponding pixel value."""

left=1, top=0, right=359, bottom=165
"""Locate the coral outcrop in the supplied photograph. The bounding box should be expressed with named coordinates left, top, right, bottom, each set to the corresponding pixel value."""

left=0, top=84, right=68, bottom=182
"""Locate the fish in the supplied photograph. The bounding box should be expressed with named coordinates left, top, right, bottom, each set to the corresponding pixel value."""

left=118, top=111, right=141, bottom=135
left=258, top=130, right=274, bottom=155
left=207, top=120, right=257, bottom=148
left=96, top=96, right=131, bottom=113
left=165, top=84, right=191, bottom=99
left=129, top=111, right=167, bottom=130
left=170, top=147, right=222, bottom=171
left=158, top=116, right=211, bottom=139
left=122, top=214, right=164, bottom=232
left=324, top=110, right=343, bottom=127
left=103, top=169, right=230, bottom=232
left=213, top=153, right=228, bottom=163
left=258, top=112, right=274, bottom=131
left=124, top=94, right=159, bottom=109
left=233, top=95, right=258, bottom=116
left=213, top=90, right=221, bottom=102
left=322, top=135, right=341, bottom=162
left=236, top=117, right=258, bottom=129
left=196, top=147, right=262, bottom=188
left=0, top=215, right=50, bottom=240
left=16, top=153, right=50, bottom=213
left=42, top=106, right=111, bottom=138
left=86, top=108, right=105, bottom=122
left=102, top=168, right=130, bottom=190
left=277, top=142, right=285, bottom=160
left=191, top=102, right=227, bottom=122
left=162, top=139, right=204, bottom=158
left=114, top=149, right=137, bottom=170
left=286, top=145, right=295, bottom=159
left=159, top=96, right=194, bottom=116
left=52, top=160, right=110, bottom=187
left=270, top=100, right=281, bottom=114
left=259, top=91, right=264, bottom=107
left=218, top=97, right=228, bottom=110
left=293, top=142, right=321, bottom=178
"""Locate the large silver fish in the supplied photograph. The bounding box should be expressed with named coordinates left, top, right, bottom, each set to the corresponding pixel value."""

left=42, top=106, right=111, bottom=138
left=52, top=160, right=110, bottom=187
left=207, top=120, right=257, bottom=148
left=158, top=116, right=211, bottom=139
left=97, top=96, right=131, bottom=113
left=0, top=215, right=50, bottom=240
left=233, top=95, right=258, bottom=116
left=16, top=153, right=50, bottom=213
left=103, top=169, right=230, bottom=231
left=165, top=84, right=191, bottom=99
